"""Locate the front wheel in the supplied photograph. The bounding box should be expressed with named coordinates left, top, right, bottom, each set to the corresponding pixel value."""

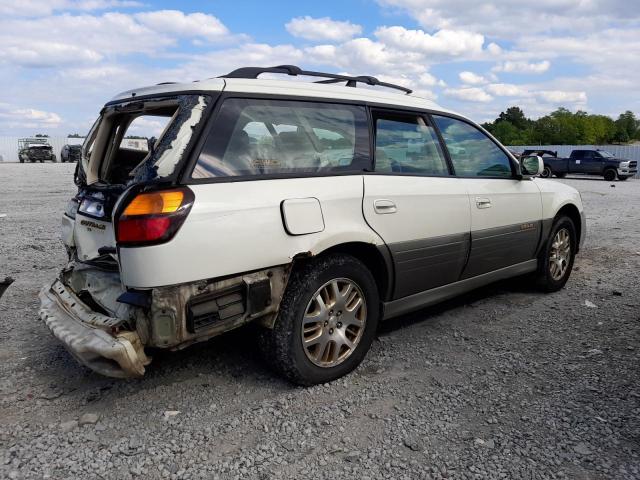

left=261, top=254, right=380, bottom=386
left=540, top=165, right=552, bottom=178
left=535, top=216, right=577, bottom=292
left=603, top=169, right=617, bottom=181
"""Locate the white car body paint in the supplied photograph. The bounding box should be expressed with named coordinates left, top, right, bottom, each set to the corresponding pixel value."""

left=119, top=176, right=383, bottom=288
left=40, top=72, right=588, bottom=380
left=362, top=176, right=470, bottom=243
left=534, top=178, right=585, bottom=220
left=462, top=178, right=543, bottom=231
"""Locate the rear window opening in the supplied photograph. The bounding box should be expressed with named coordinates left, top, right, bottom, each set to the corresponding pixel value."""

left=80, top=95, right=210, bottom=187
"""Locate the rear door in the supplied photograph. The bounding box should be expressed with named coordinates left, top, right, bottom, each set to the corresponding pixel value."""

left=432, top=115, right=542, bottom=278
left=570, top=150, right=587, bottom=173
left=362, top=110, right=470, bottom=299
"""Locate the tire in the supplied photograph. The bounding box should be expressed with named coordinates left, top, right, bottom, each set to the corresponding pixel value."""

left=19, top=158, right=24, bottom=163
left=540, top=165, right=552, bottom=178
left=618, top=176, right=629, bottom=181
left=534, top=216, right=577, bottom=292
left=603, top=168, right=617, bottom=181
left=260, top=254, right=380, bottom=386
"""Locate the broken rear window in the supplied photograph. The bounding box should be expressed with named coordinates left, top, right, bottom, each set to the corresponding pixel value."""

left=81, top=95, right=210, bottom=186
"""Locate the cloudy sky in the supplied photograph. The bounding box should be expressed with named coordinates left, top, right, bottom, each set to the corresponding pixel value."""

left=0, top=0, right=638, bottom=135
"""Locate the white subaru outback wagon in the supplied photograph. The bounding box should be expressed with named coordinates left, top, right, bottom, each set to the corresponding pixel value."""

left=40, top=65, right=586, bottom=385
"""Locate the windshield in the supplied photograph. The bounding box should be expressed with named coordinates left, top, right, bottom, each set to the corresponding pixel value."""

left=79, top=94, right=210, bottom=186
left=598, top=150, right=614, bottom=158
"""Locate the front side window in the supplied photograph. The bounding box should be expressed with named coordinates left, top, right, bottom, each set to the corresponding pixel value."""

left=433, top=116, right=513, bottom=178
left=374, top=113, right=449, bottom=175
left=192, top=99, right=368, bottom=178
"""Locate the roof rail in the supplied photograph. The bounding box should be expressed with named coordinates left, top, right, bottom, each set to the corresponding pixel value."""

left=220, top=65, right=413, bottom=94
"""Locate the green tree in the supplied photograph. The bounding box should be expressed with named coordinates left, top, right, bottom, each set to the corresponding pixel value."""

left=497, top=106, right=530, bottom=130
left=614, top=111, right=638, bottom=142
left=483, top=106, right=636, bottom=145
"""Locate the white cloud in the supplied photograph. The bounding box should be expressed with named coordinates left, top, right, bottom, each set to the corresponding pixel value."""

left=485, top=83, right=586, bottom=105
left=285, top=16, right=362, bottom=42
left=486, top=83, right=531, bottom=97
left=0, top=104, right=62, bottom=129
left=537, top=90, right=587, bottom=104
left=0, top=10, right=235, bottom=68
left=459, top=71, right=487, bottom=85
left=418, top=72, right=446, bottom=87
left=493, top=60, right=551, bottom=74
left=376, top=0, right=636, bottom=38
left=375, top=26, right=485, bottom=56
left=444, top=87, right=493, bottom=103
left=0, top=2, right=634, bottom=134
left=135, top=10, right=229, bottom=42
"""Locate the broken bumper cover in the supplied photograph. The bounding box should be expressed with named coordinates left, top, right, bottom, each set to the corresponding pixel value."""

left=39, top=279, right=149, bottom=378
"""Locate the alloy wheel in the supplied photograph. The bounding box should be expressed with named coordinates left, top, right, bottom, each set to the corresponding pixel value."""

left=301, top=278, right=367, bottom=368
left=549, top=228, right=571, bottom=281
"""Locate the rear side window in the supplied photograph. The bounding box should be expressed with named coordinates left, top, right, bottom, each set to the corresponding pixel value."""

left=433, top=116, right=513, bottom=178
left=192, top=98, right=369, bottom=178
left=374, top=112, right=448, bottom=175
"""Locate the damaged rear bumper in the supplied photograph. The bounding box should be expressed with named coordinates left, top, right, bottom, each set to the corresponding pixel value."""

left=39, top=279, right=149, bottom=378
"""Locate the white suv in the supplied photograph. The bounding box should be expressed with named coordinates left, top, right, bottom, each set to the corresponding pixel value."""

left=40, top=65, right=586, bottom=385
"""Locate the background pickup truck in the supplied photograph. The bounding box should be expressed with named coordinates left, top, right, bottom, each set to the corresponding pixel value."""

left=526, top=149, right=638, bottom=181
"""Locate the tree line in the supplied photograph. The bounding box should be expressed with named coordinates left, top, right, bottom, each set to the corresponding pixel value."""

left=481, top=107, right=640, bottom=146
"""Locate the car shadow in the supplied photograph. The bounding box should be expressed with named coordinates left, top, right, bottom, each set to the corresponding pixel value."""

left=378, top=275, right=540, bottom=335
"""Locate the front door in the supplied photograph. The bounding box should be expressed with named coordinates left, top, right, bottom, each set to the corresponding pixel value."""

left=432, top=115, right=542, bottom=278
left=362, top=110, right=471, bottom=299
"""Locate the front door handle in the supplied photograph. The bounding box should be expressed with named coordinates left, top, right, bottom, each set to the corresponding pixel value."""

left=475, top=197, right=492, bottom=209
left=374, top=199, right=397, bottom=214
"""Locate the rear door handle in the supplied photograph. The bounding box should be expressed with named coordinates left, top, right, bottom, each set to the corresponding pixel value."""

left=374, top=199, right=397, bottom=214
left=475, top=197, right=492, bottom=209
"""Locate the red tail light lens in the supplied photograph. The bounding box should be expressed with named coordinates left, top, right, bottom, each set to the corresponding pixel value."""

left=116, top=187, right=194, bottom=246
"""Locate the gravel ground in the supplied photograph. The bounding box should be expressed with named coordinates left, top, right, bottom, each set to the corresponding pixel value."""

left=1, top=163, right=639, bottom=480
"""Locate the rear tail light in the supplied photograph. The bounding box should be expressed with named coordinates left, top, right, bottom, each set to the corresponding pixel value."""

left=116, top=187, right=194, bottom=246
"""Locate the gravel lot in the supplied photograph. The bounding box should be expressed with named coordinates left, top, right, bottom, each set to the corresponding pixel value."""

left=1, top=163, right=639, bottom=480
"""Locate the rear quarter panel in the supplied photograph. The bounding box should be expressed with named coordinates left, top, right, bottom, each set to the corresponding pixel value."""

left=118, top=176, right=383, bottom=288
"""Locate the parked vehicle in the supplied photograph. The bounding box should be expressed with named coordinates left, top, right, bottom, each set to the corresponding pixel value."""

left=531, top=148, right=638, bottom=181
left=40, top=65, right=586, bottom=385
left=18, top=138, right=56, bottom=163
left=60, top=144, right=82, bottom=163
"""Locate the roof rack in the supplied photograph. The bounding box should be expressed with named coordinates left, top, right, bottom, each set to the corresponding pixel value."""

left=220, top=65, right=412, bottom=94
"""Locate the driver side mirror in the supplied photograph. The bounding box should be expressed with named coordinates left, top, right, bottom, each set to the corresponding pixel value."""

left=520, top=155, right=544, bottom=177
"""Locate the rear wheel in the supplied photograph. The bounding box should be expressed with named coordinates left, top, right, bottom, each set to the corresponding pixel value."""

left=260, top=254, right=379, bottom=386
left=535, top=216, right=576, bottom=292
left=603, top=168, right=617, bottom=181
left=541, top=165, right=552, bottom=178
